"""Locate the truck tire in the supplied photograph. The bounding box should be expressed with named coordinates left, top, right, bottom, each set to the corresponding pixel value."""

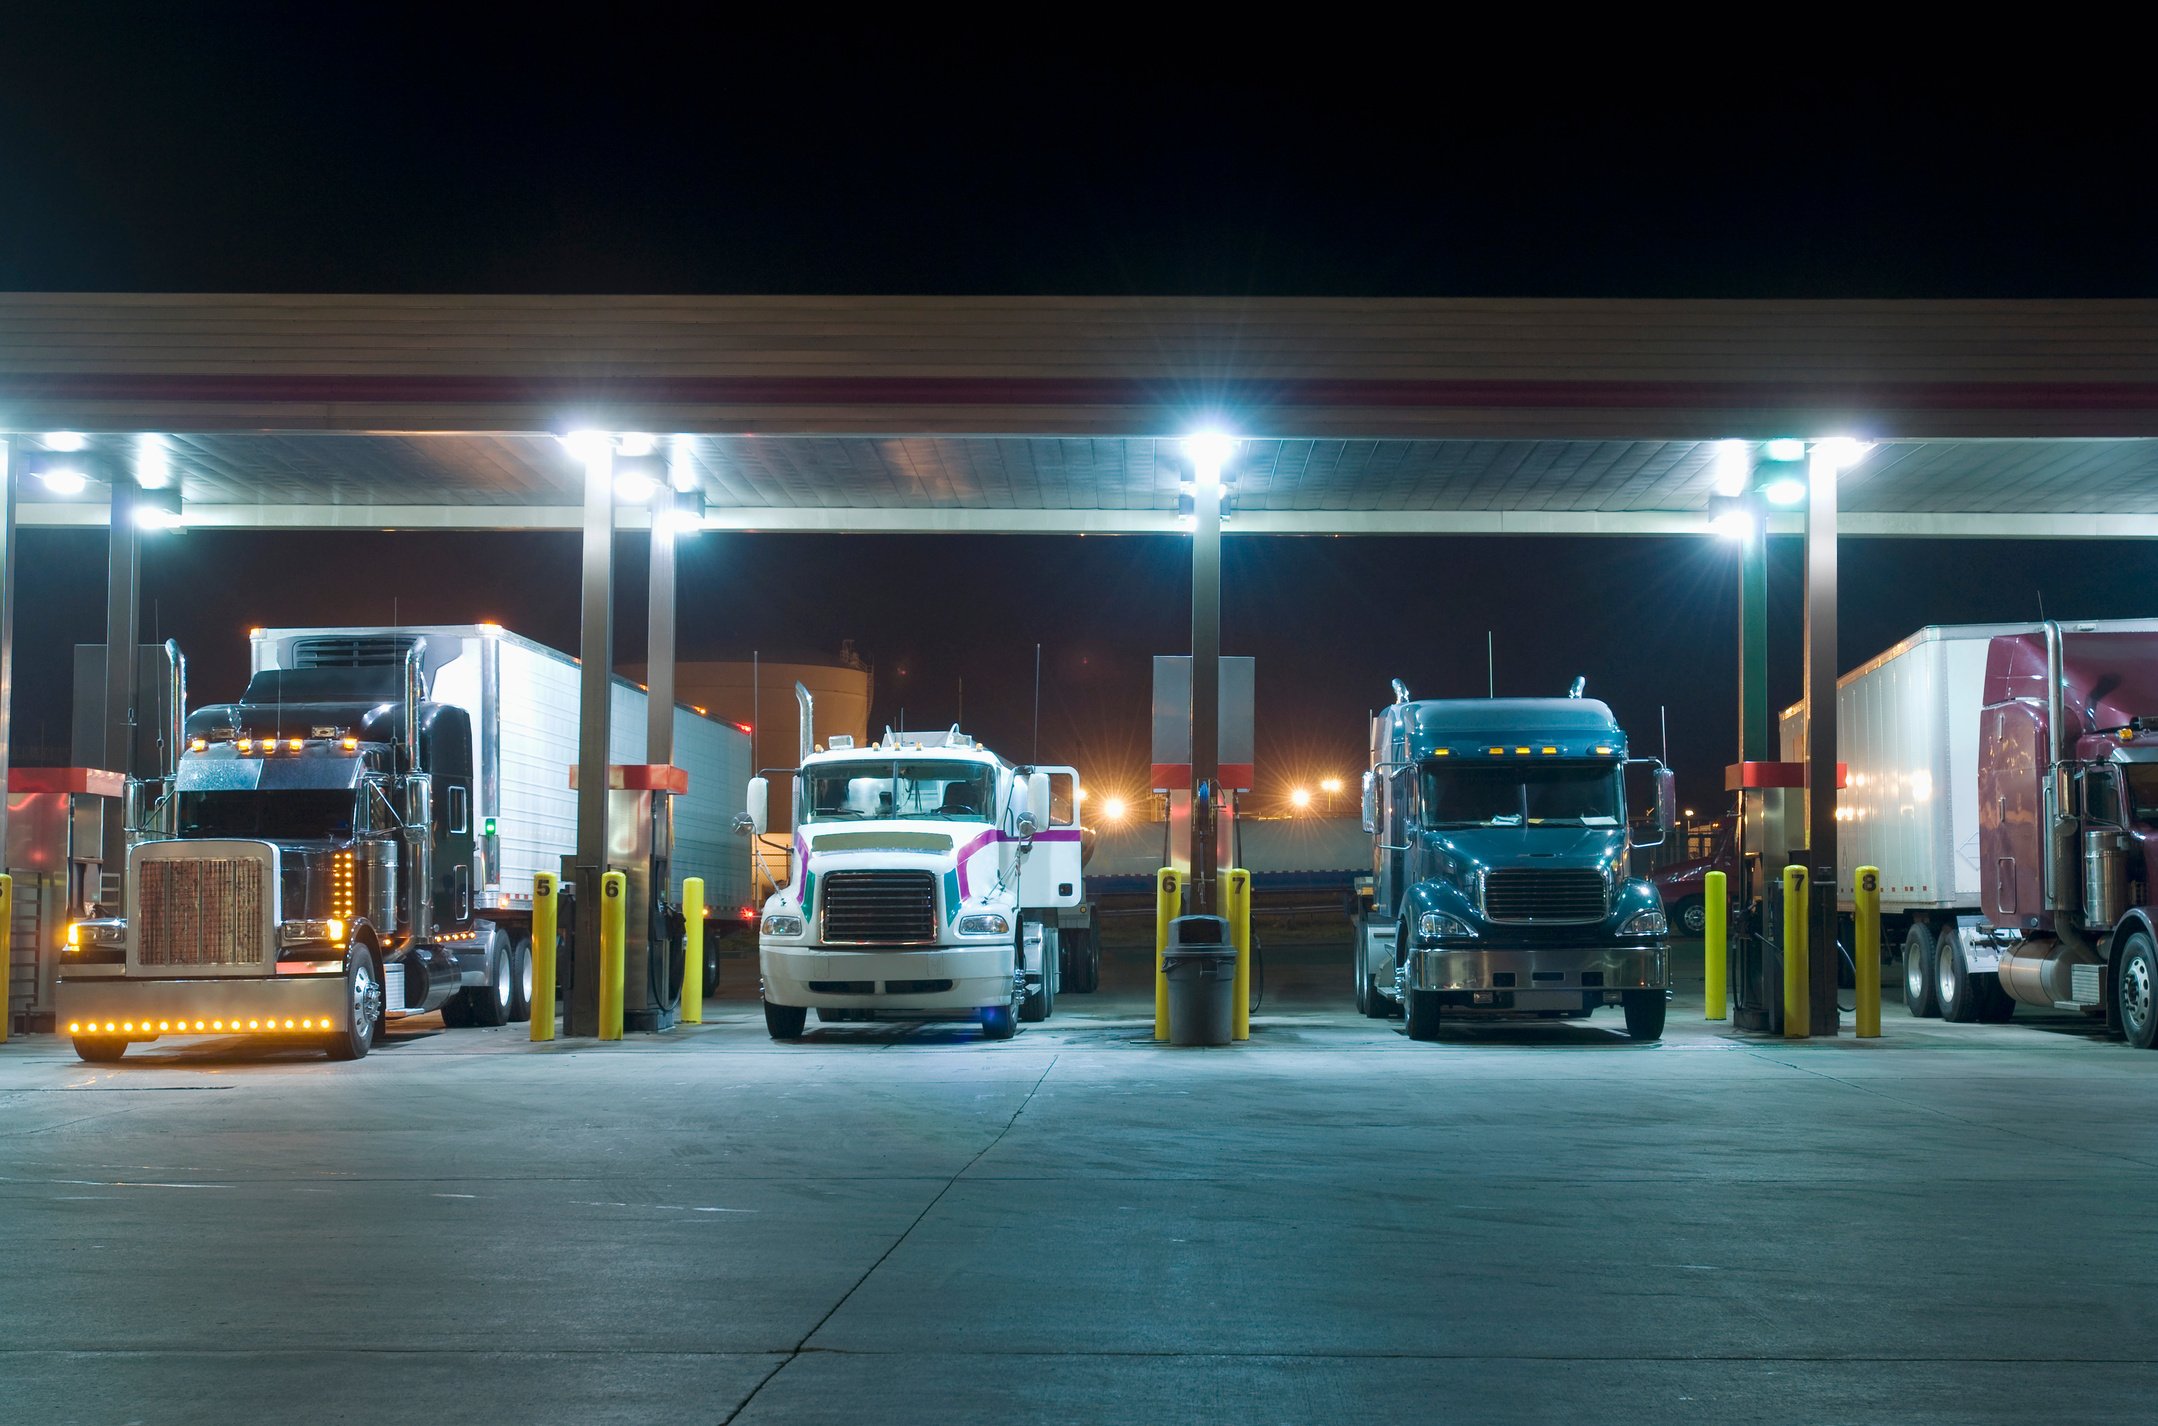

left=1405, top=990, right=1443, bottom=1041
left=2118, top=931, right=2158, bottom=1050
left=1623, top=990, right=1667, bottom=1041
left=1672, top=896, right=1707, bottom=937
left=466, top=933, right=514, bottom=1029
left=980, top=1002, right=1018, bottom=1040
left=73, top=1036, right=127, bottom=1063
left=1938, top=931, right=1984, bottom=1023
left=1978, top=979, right=2018, bottom=1022
left=507, top=937, right=534, bottom=1023
left=1903, top=922, right=1940, bottom=1018
left=763, top=1001, right=808, bottom=1039
left=326, top=944, right=383, bottom=1061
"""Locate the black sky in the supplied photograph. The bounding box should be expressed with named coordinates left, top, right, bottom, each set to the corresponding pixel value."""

left=5, top=22, right=2156, bottom=812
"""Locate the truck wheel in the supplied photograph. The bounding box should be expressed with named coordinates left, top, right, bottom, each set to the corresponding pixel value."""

left=1405, top=990, right=1443, bottom=1041
left=1903, top=922, right=1940, bottom=1018
left=326, top=945, right=383, bottom=1061
left=1673, top=897, right=1706, bottom=936
left=702, top=945, right=722, bottom=996
left=507, top=938, right=534, bottom=1023
left=1978, top=978, right=2018, bottom=1022
left=980, top=1002, right=1018, bottom=1040
left=763, top=1001, right=808, bottom=1039
left=2118, top=932, right=2158, bottom=1050
left=1938, top=931, right=1983, bottom=1023
left=73, top=1036, right=127, bottom=1063
left=1623, top=990, right=1667, bottom=1041
left=466, top=932, right=513, bottom=1028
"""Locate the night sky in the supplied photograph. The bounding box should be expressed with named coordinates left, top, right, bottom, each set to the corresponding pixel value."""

left=5, top=24, right=2156, bottom=813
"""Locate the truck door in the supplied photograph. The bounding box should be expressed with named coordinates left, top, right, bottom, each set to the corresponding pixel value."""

left=1019, top=766, right=1084, bottom=909
left=1377, top=764, right=1412, bottom=921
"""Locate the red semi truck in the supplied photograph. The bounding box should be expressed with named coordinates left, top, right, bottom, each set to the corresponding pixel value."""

left=1784, top=619, right=2158, bottom=1045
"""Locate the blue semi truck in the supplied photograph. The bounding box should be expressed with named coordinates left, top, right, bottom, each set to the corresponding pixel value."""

left=1356, top=681, right=1678, bottom=1041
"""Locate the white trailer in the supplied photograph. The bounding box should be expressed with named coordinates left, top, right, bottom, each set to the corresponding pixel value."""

left=253, top=625, right=752, bottom=918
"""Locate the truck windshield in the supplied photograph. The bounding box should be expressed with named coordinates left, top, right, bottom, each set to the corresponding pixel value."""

left=2126, top=764, right=2158, bottom=825
left=1419, top=761, right=1622, bottom=828
left=178, top=790, right=358, bottom=840
left=803, top=760, right=997, bottom=823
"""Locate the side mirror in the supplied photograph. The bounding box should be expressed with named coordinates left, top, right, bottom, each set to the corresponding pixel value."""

left=745, top=776, right=769, bottom=837
left=1027, top=770, right=1051, bottom=827
left=1635, top=766, right=1677, bottom=849
left=1016, top=813, right=1039, bottom=841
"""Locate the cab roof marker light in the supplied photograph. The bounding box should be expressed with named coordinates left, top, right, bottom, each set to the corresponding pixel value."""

left=1595, top=745, right=1613, bottom=755
left=1515, top=747, right=1531, bottom=755
left=1541, top=746, right=1558, bottom=754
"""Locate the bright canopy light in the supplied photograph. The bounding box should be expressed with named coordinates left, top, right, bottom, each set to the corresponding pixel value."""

left=616, top=433, right=657, bottom=458
left=614, top=469, right=656, bottom=503
left=560, top=430, right=613, bottom=463
left=135, top=433, right=173, bottom=489
left=36, top=465, right=88, bottom=497
left=1708, top=508, right=1758, bottom=541
left=1816, top=436, right=1874, bottom=470
left=1763, top=438, right=1806, bottom=462
left=43, top=431, right=87, bottom=452
left=1712, top=439, right=1751, bottom=498
left=1762, top=477, right=1807, bottom=507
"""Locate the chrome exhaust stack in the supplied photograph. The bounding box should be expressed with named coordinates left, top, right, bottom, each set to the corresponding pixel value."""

left=796, top=680, right=815, bottom=762
left=162, top=639, right=187, bottom=835
left=402, top=639, right=432, bottom=950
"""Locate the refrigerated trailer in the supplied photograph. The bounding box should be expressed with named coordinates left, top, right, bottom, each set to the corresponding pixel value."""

left=1781, top=619, right=2158, bottom=1042
left=57, top=625, right=749, bottom=1061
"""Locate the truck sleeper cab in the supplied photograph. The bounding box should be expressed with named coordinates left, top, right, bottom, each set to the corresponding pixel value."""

left=1358, top=689, right=1676, bottom=1042
left=747, top=709, right=1080, bottom=1042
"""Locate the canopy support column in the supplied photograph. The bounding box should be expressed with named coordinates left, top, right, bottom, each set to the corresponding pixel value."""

left=1188, top=478, right=1221, bottom=917
left=1803, top=451, right=1840, bottom=1037
left=569, top=445, right=615, bottom=1038
left=101, top=478, right=140, bottom=878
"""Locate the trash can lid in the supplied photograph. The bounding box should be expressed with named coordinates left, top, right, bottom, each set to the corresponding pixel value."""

left=1168, top=913, right=1231, bottom=948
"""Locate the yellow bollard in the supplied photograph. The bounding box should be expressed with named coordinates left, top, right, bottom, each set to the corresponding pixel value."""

left=529, top=872, right=558, bottom=1042
left=1154, top=868, right=1178, bottom=1042
left=0, top=874, right=11, bottom=1044
left=1228, top=867, right=1252, bottom=1041
left=599, top=871, right=626, bottom=1041
left=1855, top=865, right=1881, bottom=1039
left=1782, top=864, right=1809, bottom=1039
left=682, top=877, right=706, bottom=1026
left=1703, top=870, right=1728, bottom=1021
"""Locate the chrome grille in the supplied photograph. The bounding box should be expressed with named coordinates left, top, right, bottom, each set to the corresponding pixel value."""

left=821, top=870, right=939, bottom=945
left=139, top=858, right=269, bottom=967
left=1483, top=867, right=1607, bottom=924
left=291, top=635, right=417, bottom=669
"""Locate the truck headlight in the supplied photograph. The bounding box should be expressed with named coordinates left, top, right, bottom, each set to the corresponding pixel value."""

left=1417, top=911, right=1477, bottom=941
left=279, top=919, right=349, bottom=947
left=1621, top=909, right=1669, bottom=937
left=956, top=912, right=1011, bottom=936
left=761, top=913, right=805, bottom=937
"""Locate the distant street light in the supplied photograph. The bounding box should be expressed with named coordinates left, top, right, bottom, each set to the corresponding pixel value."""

left=1101, top=796, right=1129, bottom=823
left=1289, top=787, right=1313, bottom=812
left=1319, top=776, right=1343, bottom=795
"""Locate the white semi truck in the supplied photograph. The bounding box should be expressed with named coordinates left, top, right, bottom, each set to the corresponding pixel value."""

left=58, top=624, right=749, bottom=1061
left=743, top=685, right=1083, bottom=1040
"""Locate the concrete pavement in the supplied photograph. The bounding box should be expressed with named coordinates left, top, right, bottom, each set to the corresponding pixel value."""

left=3, top=947, right=2154, bottom=1424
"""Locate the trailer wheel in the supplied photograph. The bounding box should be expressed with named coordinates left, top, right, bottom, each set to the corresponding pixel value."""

left=73, top=1036, right=127, bottom=1063
left=1405, top=990, right=1443, bottom=1041
left=507, top=938, right=534, bottom=1023
left=1623, top=990, right=1667, bottom=1041
left=326, top=944, right=383, bottom=1061
left=2118, top=932, right=2158, bottom=1050
left=1903, top=922, right=1940, bottom=1018
left=1938, top=930, right=1983, bottom=1023
left=763, top=1001, right=807, bottom=1039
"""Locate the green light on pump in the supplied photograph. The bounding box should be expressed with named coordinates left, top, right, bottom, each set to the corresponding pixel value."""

left=481, top=817, right=498, bottom=838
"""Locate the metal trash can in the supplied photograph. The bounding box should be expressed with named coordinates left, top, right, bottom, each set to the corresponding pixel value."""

left=1164, top=914, right=1236, bottom=1046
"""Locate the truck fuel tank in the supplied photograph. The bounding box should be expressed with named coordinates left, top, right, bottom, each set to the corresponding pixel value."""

left=2083, top=826, right=2130, bottom=929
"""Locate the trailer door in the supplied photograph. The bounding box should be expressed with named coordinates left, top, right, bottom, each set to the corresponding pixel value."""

left=1021, top=766, right=1085, bottom=908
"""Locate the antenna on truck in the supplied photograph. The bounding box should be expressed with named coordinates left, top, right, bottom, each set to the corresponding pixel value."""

left=1487, top=632, right=1495, bottom=698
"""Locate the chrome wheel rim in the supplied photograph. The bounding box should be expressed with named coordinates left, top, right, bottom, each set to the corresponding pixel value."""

left=350, top=956, right=382, bottom=1040
left=494, top=948, right=512, bottom=1010
left=1682, top=903, right=1706, bottom=934
left=519, top=948, right=533, bottom=1003
left=1938, top=939, right=1959, bottom=1008
left=2125, top=953, right=2153, bottom=1035
left=1907, top=940, right=1927, bottom=1002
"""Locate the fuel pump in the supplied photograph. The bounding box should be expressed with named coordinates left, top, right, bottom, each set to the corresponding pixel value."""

left=1730, top=766, right=1805, bottom=1033
left=561, top=764, right=691, bottom=1033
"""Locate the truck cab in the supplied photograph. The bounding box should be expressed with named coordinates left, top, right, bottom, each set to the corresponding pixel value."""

left=747, top=719, right=1081, bottom=1041
left=1356, top=688, right=1676, bottom=1041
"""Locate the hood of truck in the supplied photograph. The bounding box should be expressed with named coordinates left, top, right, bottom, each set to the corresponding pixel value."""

left=764, top=818, right=1016, bottom=921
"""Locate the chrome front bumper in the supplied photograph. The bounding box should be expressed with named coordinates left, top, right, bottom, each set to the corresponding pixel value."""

left=57, top=973, right=348, bottom=1036
left=1408, top=944, right=1667, bottom=995
left=760, top=943, right=1016, bottom=1010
